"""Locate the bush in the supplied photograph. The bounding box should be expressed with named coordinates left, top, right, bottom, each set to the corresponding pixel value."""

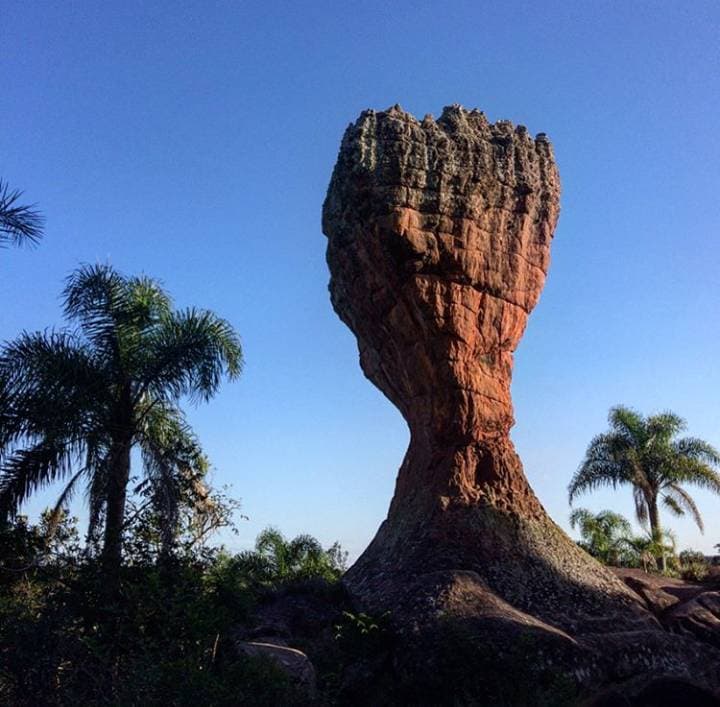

left=679, top=549, right=709, bottom=582
left=680, top=561, right=709, bottom=582
left=679, top=549, right=706, bottom=565
left=0, top=514, right=344, bottom=705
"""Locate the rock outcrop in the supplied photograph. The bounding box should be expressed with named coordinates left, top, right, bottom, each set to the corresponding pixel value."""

left=322, top=105, right=720, bottom=699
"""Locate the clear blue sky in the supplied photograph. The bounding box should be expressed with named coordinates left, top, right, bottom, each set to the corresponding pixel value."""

left=2, top=1, right=719, bottom=558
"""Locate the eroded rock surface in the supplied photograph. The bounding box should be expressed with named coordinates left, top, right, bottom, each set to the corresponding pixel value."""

left=322, top=104, right=644, bottom=624
left=322, top=105, right=720, bottom=698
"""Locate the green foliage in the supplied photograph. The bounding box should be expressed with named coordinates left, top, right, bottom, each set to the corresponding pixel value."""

left=680, top=561, right=708, bottom=582
left=0, top=264, right=242, bottom=573
left=569, top=406, right=720, bottom=565
left=122, top=479, right=244, bottom=566
left=621, top=530, right=678, bottom=573
left=679, top=549, right=709, bottom=582
left=679, top=549, right=706, bottom=565
left=0, top=513, right=339, bottom=704
left=568, top=508, right=686, bottom=572
left=569, top=507, right=633, bottom=565
left=231, top=526, right=347, bottom=588
left=333, top=610, right=392, bottom=657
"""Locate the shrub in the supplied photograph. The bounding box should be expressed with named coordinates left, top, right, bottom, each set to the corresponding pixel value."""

left=678, top=549, right=709, bottom=582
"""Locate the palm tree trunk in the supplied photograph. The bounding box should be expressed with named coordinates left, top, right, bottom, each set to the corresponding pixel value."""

left=102, top=439, right=132, bottom=587
left=648, top=496, right=666, bottom=572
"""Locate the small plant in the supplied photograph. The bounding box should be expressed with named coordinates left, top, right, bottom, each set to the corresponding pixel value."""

left=679, top=549, right=709, bottom=582
left=569, top=508, right=633, bottom=565
left=680, top=561, right=708, bottom=582
left=679, top=549, right=706, bottom=565
left=334, top=610, right=392, bottom=657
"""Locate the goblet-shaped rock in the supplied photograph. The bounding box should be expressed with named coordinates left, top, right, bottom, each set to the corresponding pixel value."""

left=321, top=105, right=720, bottom=699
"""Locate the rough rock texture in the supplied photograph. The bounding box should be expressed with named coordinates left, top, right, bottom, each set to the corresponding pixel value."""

left=322, top=105, right=720, bottom=698
left=615, top=569, right=720, bottom=649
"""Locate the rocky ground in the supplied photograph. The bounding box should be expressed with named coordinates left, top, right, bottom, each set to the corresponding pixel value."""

left=233, top=569, right=720, bottom=705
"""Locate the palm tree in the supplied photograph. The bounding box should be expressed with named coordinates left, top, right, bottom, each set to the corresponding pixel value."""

left=0, top=264, right=242, bottom=581
left=234, top=527, right=345, bottom=585
left=569, top=508, right=633, bottom=565
left=569, top=406, right=720, bottom=568
left=0, top=179, right=44, bottom=247
left=622, top=529, right=678, bottom=573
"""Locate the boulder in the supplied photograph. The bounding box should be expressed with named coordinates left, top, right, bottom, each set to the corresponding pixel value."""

left=236, top=640, right=316, bottom=697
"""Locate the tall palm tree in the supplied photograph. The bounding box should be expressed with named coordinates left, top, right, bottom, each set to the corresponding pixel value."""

left=0, top=179, right=44, bottom=247
left=0, top=264, right=242, bottom=580
left=569, top=406, right=720, bottom=566
left=569, top=508, right=633, bottom=565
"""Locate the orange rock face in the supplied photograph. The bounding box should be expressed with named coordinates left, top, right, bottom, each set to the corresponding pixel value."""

left=321, top=105, right=720, bottom=697
left=323, top=105, right=558, bottom=517
left=322, top=105, right=641, bottom=619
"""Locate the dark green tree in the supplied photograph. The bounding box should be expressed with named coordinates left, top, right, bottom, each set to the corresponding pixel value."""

left=0, top=179, right=43, bottom=248
left=233, top=527, right=347, bottom=585
left=0, top=264, right=242, bottom=582
left=569, top=406, right=720, bottom=567
left=569, top=508, right=633, bottom=565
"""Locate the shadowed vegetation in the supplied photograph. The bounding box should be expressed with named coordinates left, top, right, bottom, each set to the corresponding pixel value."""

left=0, top=511, right=344, bottom=705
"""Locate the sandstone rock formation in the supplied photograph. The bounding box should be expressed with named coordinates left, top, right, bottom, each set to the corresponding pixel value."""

left=322, top=105, right=720, bottom=698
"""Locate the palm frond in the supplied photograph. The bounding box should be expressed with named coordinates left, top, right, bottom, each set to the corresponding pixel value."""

left=633, top=486, right=648, bottom=527
left=137, top=403, right=209, bottom=552
left=608, top=406, right=645, bottom=442
left=673, top=437, right=720, bottom=466
left=0, top=179, right=44, bottom=247
left=62, top=263, right=134, bottom=365
left=663, top=484, right=704, bottom=532
left=647, top=411, right=686, bottom=443
left=46, top=466, right=88, bottom=537
left=0, top=440, right=81, bottom=519
left=672, top=457, right=720, bottom=495
left=288, top=533, right=325, bottom=563
left=661, top=494, right=684, bottom=518
left=0, top=331, right=108, bottom=462
left=141, top=308, right=243, bottom=404
left=568, top=433, right=630, bottom=503
left=126, top=275, right=173, bottom=325
left=569, top=508, right=594, bottom=531
left=255, top=527, right=286, bottom=556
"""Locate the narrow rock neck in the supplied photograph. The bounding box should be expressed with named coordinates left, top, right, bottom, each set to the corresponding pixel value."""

left=386, top=397, right=544, bottom=521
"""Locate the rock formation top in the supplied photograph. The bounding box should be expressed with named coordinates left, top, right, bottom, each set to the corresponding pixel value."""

left=323, top=104, right=560, bottom=444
